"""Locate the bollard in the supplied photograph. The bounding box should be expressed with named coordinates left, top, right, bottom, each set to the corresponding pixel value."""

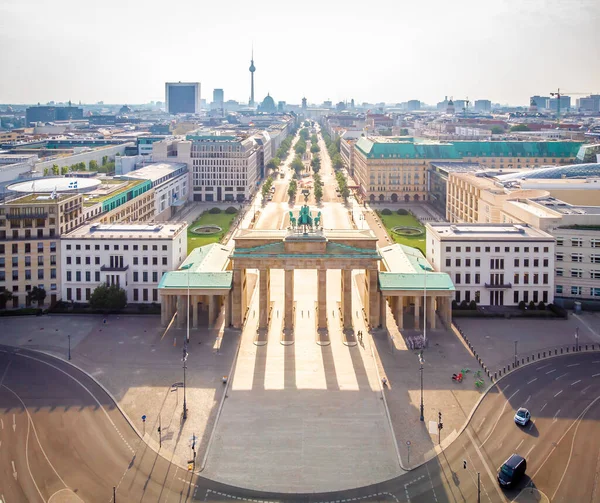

left=560, top=348, right=563, bottom=354
left=555, top=349, right=557, bottom=355
left=586, top=345, right=589, bottom=350
left=527, top=356, right=529, bottom=362
left=538, top=353, right=540, bottom=358
left=522, top=358, right=525, bottom=365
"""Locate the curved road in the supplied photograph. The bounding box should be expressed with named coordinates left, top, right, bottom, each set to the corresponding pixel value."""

left=2, top=344, right=599, bottom=502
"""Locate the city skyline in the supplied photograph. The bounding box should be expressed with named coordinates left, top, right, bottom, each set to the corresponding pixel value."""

left=1, top=0, right=599, bottom=106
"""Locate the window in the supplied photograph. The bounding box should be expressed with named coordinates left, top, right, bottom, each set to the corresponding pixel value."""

left=455, top=273, right=461, bottom=284
left=572, top=253, right=583, bottom=263
left=162, top=245, right=168, bottom=251
left=494, top=247, right=500, bottom=252
left=124, top=245, right=129, bottom=251
left=591, top=240, right=600, bottom=249
left=533, top=259, right=539, bottom=267
left=142, top=257, right=148, bottom=266
left=85, top=244, right=90, bottom=251
left=85, top=271, right=91, bottom=282
left=51, top=269, right=56, bottom=279
left=475, top=259, right=480, bottom=267
left=475, top=247, right=481, bottom=252
left=466, top=259, right=471, bottom=267
left=524, top=273, right=529, bottom=284
left=133, top=289, right=139, bottom=301
left=445, top=246, right=451, bottom=252
left=505, top=247, right=510, bottom=253
left=76, top=257, right=81, bottom=265
left=555, top=285, right=563, bottom=294
left=533, top=273, right=539, bottom=284
left=534, top=247, right=539, bottom=253
left=455, top=291, right=461, bottom=302
left=571, top=286, right=582, bottom=295
left=95, top=271, right=100, bottom=282
left=152, top=245, right=158, bottom=251
left=456, top=246, right=461, bottom=253
left=133, top=245, right=138, bottom=251
left=591, top=288, right=600, bottom=297
left=152, top=257, right=158, bottom=266
left=76, top=244, right=81, bottom=251
left=12, top=271, right=18, bottom=281
left=95, top=257, right=100, bottom=265
left=143, top=272, right=148, bottom=282
left=475, top=273, right=480, bottom=284
left=143, top=245, right=148, bottom=251
left=543, top=259, right=548, bottom=267
left=66, top=256, right=72, bottom=265
left=75, top=271, right=81, bottom=281
left=67, top=288, right=72, bottom=300
left=514, top=247, right=520, bottom=253
left=76, top=288, right=81, bottom=301
left=543, top=273, right=548, bottom=284
left=25, top=270, right=31, bottom=280
left=485, top=247, right=490, bottom=252
left=133, top=271, right=139, bottom=282
left=571, top=238, right=583, bottom=247
left=114, top=245, right=119, bottom=251
left=66, top=244, right=72, bottom=250
left=591, top=255, right=600, bottom=264
left=152, top=271, right=158, bottom=282
left=514, top=291, right=519, bottom=303
left=133, top=257, right=139, bottom=265
left=514, top=258, right=520, bottom=267
left=524, top=247, right=529, bottom=252
left=556, top=253, right=564, bottom=262
left=85, top=257, right=91, bottom=265
left=556, top=268, right=564, bottom=277
left=524, top=259, right=530, bottom=267
left=66, top=271, right=72, bottom=281
left=466, top=247, right=471, bottom=252
left=456, top=259, right=461, bottom=267
left=514, top=273, right=519, bottom=284
left=104, top=245, right=109, bottom=250
left=153, top=289, right=158, bottom=302
left=143, top=289, right=149, bottom=301
left=571, top=269, right=583, bottom=278
left=95, top=245, right=100, bottom=250
left=86, top=288, right=91, bottom=301
left=592, top=271, right=600, bottom=280
left=162, top=257, right=168, bottom=266
left=465, top=273, right=471, bottom=284
left=38, top=270, right=44, bottom=280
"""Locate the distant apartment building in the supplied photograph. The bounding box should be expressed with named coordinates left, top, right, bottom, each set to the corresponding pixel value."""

left=530, top=96, right=550, bottom=110
left=153, top=133, right=260, bottom=202
left=165, top=82, right=201, bottom=114
left=352, top=137, right=582, bottom=203
left=577, top=95, right=600, bottom=113
left=548, top=96, right=571, bottom=113
left=474, top=100, right=492, bottom=112
left=406, top=100, right=421, bottom=111
left=61, top=222, right=187, bottom=304
left=0, top=193, right=83, bottom=308
left=427, top=223, right=555, bottom=307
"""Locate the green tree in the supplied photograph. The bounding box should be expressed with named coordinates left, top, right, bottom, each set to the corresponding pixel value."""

left=60, top=166, right=68, bottom=175
left=332, top=153, right=344, bottom=170
left=261, top=176, right=273, bottom=199
left=294, top=139, right=307, bottom=155
left=52, top=164, right=59, bottom=175
left=314, top=184, right=323, bottom=202
left=310, top=143, right=320, bottom=154
left=27, top=286, right=46, bottom=307
left=291, top=155, right=304, bottom=175
left=90, top=284, right=127, bottom=311
left=299, top=128, right=309, bottom=140
left=43, top=167, right=49, bottom=176
left=89, top=159, right=99, bottom=171
left=266, top=157, right=280, bottom=170
left=288, top=179, right=297, bottom=199
left=491, top=126, right=504, bottom=135
left=0, top=290, right=13, bottom=309
left=102, top=155, right=108, bottom=166
left=310, top=134, right=318, bottom=144
left=510, top=124, right=530, bottom=132
left=311, top=155, right=321, bottom=173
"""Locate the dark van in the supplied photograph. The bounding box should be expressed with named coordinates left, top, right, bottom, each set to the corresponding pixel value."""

left=498, top=454, right=526, bottom=488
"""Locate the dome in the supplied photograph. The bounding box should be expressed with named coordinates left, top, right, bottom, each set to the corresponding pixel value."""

left=119, top=105, right=132, bottom=114
left=249, top=61, right=256, bottom=72
left=260, top=93, right=276, bottom=113
left=448, top=99, right=454, bottom=105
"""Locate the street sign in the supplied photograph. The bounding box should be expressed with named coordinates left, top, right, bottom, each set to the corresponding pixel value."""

left=406, top=440, right=411, bottom=446
left=142, top=415, right=147, bottom=423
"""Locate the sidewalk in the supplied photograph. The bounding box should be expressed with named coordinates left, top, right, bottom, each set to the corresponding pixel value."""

left=0, top=314, right=238, bottom=469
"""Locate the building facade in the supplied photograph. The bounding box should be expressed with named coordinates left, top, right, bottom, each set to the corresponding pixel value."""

left=61, top=222, right=187, bottom=304
left=0, top=193, right=83, bottom=308
left=426, top=223, right=555, bottom=307
left=165, top=82, right=201, bottom=114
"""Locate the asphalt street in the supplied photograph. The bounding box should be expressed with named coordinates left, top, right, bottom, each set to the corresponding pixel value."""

left=2, top=342, right=599, bottom=502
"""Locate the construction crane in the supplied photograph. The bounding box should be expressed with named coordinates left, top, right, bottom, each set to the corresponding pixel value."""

left=463, top=97, right=470, bottom=118
left=550, top=88, right=594, bottom=124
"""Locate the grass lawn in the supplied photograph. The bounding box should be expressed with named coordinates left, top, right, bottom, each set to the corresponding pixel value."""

left=187, top=211, right=237, bottom=254
left=376, top=211, right=426, bottom=255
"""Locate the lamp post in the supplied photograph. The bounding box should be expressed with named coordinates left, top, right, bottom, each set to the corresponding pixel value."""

left=514, top=340, right=518, bottom=367
left=575, top=326, right=579, bottom=351
left=419, top=351, right=424, bottom=421
left=68, top=334, right=71, bottom=361
left=182, top=345, right=188, bottom=420
left=180, top=263, right=194, bottom=344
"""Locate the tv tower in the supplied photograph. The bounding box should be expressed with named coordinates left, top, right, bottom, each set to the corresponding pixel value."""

left=249, top=46, right=256, bottom=107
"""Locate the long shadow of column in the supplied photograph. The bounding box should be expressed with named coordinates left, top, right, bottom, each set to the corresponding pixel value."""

left=284, top=344, right=296, bottom=389
left=348, top=341, right=372, bottom=391
left=321, top=340, right=340, bottom=390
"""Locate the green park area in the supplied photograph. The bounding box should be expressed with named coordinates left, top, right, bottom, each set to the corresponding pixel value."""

left=187, top=209, right=238, bottom=254
left=376, top=210, right=426, bottom=255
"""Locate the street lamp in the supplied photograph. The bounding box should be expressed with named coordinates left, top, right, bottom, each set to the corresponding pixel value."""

left=514, top=340, right=518, bottom=367
left=419, top=351, right=425, bottom=421
left=575, top=326, right=579, bottom=351
left=418, top=259, right=434, bottom=347
left=68, top=334, right=71, bottom=361
left=182, top=344, right=188, bottom=420
left=180, top=262, right=194, bottom=344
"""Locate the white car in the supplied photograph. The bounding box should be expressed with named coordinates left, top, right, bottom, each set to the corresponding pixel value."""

left=514, top=407, right=531, bottom=426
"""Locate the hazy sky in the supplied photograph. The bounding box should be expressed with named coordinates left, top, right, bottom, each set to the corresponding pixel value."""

left=1, top=0, right=599, bottom=106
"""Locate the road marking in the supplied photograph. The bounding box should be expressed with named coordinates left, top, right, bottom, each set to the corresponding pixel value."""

left=12, top=414, right=15, bottom=432
left=480, top=388, right=520, bottom=448
left=516, top=439, right=524, bottom=450
left=525, top=395, right=531, bottom=405
left=0, top=360, right=11, bottom=387
left=537, top=364, right=551, bottom=371
left=540, top=402, right=547, bottom=412
left=527, top=377, right=538, bottom=384
left=546, top=369, right=557, bottom=374
left=555, top=373, right=568, bottom=380
left=477, top=416, right=487, bottom=431
left=467, top=428, right=509, bottom=502
left=1, top=418, right=3, bottom=429
left=11, top=460, right=17, bottom=480
left=553, top=409, right=562, bottom=422
left=571, top=380, right=582, bottom=386
left=503, top=384, right=510, bottom=391
left=582, top=385, right=592, bottom=394
left=554, top=390, right=563, bottom=398
left=567, top=363, right=580, bottom=367
left=528, top=421, right=535, bottom=431
left=593, top=373, right=600, bottom=378
left=593, top=361, right=600, bottom=363
left=425, top=463, right=438, bottom=502
left=525, top=444, right=537, bottom=458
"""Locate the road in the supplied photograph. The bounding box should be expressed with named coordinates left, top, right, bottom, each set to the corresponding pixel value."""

left=3, top=342, right=600, bottom=501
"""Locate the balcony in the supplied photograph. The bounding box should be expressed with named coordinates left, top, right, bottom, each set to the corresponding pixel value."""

left=100, top=264, right=129, bottom=272
left=484, top=282, right=512, bottom=289
left=63, top=205, right=81, bottom=215
left=6, top=212, right=48, bottom=220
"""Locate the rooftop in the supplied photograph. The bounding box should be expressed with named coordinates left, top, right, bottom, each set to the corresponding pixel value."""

left=4, top=192, right=78, bottom=205
left=82, top=179, right=145, bottom=206
left=64, top=222, right=187, bottom=239
left=426, top=222, right=554, bottom=240
left=497, top=163, right=600, bottom=181
left=118, top=162, right=187, bottom=184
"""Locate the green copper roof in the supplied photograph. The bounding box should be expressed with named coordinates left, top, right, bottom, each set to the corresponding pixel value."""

left=231, top=241, right=381, bottom=260
left=355, top=138, right=583, bottom=160
left=158, top=270, right=232, bottom=290
left=379, top=272, right=455, bottom=291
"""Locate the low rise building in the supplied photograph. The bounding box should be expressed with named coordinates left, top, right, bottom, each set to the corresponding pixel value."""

left=426, top=223, right=555, bottom=307
left=61, top=222, right=187, bottom=304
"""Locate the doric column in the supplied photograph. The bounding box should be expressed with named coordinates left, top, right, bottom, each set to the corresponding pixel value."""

left=366, top=268, right=380, bottom=327
left=379, top=292, right=387, bottom=329
left=444, top=297, right=452, bottom=326
left=259, top=268, right=270, bottom=329
left=428, top=296, right=436, bottom=329
left=224, top=292, right=232, bottom=327
left=396, top=295, right=404, bottom=329
left=176, top=295, right=185, bottom=328
left=414, top=296, right=420, bottom=330
left=285, top=269, right=294, bottom=330
left=161, top=295, right=168, bottom=326
left=341, top=269, right=353, bottom=330
left=318, top=268, right=327, bottom=329
left=208, top=294, right=218, bottom=327
left=232, top=268, right=244, bottom=329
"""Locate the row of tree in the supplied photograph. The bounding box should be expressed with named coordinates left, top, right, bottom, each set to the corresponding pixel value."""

left=313, top=172, right=323, bottom=202
left=42, top=156, right=116, bottom=177
left=335, top=170, right=350, bottom=200
left=266, top=128, right=298, bottom=171
left=288, top=179, right=298, bottom=199
left=261, top=175, right=274, bottom=199
left=321, top=129, right=344, bottom=170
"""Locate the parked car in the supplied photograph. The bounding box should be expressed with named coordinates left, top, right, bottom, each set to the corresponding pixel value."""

left=514, top=408, right=531, bottom=426
left=498, top=454, right=527, bottom=488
